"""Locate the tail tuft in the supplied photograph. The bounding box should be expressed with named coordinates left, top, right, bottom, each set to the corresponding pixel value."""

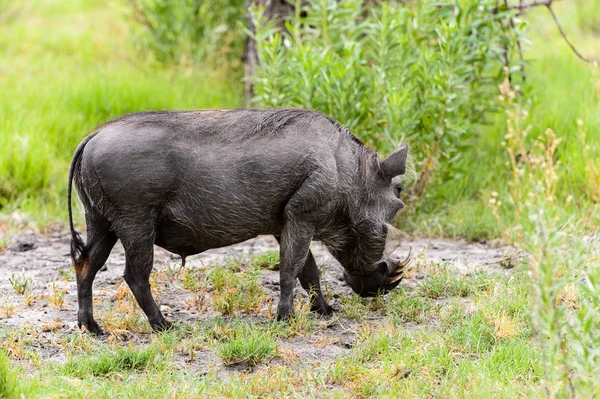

left=71, top=231, right=87, bottom=265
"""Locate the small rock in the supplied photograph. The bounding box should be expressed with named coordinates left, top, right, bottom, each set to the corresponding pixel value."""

left=335, top=340, right=354, bottom=349
left=8, top=233, right=36, bottom=252
left=160, top=305, right=173, bottom=313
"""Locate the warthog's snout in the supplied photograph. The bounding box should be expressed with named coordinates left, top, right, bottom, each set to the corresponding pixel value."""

left=344, top=247, right=412, bottom=297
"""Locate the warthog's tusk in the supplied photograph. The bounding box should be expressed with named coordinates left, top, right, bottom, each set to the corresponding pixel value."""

left=387, top=247, right=413, bottom=284
left=388, top=273, right=404, bottom=284
left=392, top=246, right=412, bottom=274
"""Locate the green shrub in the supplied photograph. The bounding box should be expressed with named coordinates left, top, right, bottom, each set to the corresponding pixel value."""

left=251, top=0, right=518, bottom=196
left=126, top=0, right=246, bottom=67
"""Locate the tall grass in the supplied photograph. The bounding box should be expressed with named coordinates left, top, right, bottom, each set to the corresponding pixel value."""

left=491, top=76, right=600, bottom=397
left=125, top=0, right=246, bottom=67
left=1, top=0, right=597, bottom=239
left=0, top=350, right=31, bottom=398
left=0, top=0, right=241, bottom=224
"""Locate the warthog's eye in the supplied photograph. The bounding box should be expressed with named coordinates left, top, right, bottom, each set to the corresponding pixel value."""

left=393, top=184, right=404, bottom=198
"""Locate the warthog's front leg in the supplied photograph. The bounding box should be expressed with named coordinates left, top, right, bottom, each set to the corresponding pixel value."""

left=277, top=224, right=313, bottom=320
left=298, top=251, right=333, bottom=315
left=275, top=237, right=333, bottom=316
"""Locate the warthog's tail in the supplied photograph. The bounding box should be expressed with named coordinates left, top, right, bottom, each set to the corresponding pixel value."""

left=68, top=132, right=99, bottom=265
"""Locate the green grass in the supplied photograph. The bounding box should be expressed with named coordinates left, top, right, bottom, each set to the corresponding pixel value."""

left=207, top=260, right=265, bottom=316
left=0, top=251, right=543, bottom=397
left=249, top=250, right=280, bottom=271
left=180, top=266, right=207, bottom=293
left=0, top=0, right=241, bottom=225
left=0, top=0, right=597, bottom=397
left=8, top=272, right=32, bottom=295
left=213, top=323, right=278, bottom=366
left=0, top=350, right=27, bottom=399
left=419, top=264, right=494, bottom=299
left=386, top=289, right=435, bottom=324
left=338, top=294, right=385, bottom=321
left=62, top=347, right=158, bottom=378
left=205, top=320, right=281, bottom=365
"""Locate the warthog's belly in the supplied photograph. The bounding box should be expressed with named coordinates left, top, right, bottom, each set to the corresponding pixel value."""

left=153, top=213, right=277, bottom=258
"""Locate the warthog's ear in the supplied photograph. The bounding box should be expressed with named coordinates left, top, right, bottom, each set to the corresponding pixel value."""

left=381, top=144, right=408, bottom=178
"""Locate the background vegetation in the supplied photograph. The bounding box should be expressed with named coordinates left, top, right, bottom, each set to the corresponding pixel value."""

left=251, top=0, right=513, bottom=206
left=250, top=0, right=600, bottom=240
left=0, top=0, right=242, bottom=226
left=0, top=0, right=599, bottom=397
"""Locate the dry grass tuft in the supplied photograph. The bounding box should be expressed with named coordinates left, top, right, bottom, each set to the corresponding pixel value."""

left=41, top=318, right=64, bottom=332
left=101, top=280, right=151, bottom=337
left=0, top=295, right=17, bottom=318
left=277, top=348, right=300, bottom=364
left=487, top=311, right=520, bottom=341
left=183, top=293, right=211, bottom=313
left=556, top=283, right=580, bottom=310
left=45, top=282, right=67, bottom=309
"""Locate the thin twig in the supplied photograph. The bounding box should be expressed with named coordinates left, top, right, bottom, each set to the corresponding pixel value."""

left=125, top=0, right=157, bottom=36
left=496, top=0, right=511, bottom=77
left=517, top=0, right=526, bottom=80
left=495, top=0, right=552, bottom=11
left=546, top=4, right=596, bottom=64
left=503, top=0, right=526, bottom=81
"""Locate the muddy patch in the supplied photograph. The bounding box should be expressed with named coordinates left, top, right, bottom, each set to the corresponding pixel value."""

left=0, top=231, right=517, bottom=374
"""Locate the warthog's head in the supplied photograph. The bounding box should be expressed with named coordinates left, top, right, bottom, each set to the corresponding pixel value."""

left=326, top=143, right=412, bottom=297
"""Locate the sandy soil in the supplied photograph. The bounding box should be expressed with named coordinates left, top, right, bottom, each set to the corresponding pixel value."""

left=0, top=231, right=516, bottom=373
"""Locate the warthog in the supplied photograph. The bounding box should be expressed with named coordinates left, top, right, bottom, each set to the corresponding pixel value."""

left=68, top=109, right=410, bottom=334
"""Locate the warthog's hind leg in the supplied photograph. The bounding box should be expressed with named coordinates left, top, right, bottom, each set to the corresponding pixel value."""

left=117, top=221, right=172, bottom=331
left=298, top=251, right=333, bottom=316
left=75, top=214, right=117, bottom=335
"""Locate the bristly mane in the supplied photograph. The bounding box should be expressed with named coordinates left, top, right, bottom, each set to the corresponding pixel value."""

left=95, top=108, right=367, bottom=148
left=243, top=108, right=366, bottom=147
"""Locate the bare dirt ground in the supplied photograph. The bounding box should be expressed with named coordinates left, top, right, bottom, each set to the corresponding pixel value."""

left=0, top=231, right=517, bottom=374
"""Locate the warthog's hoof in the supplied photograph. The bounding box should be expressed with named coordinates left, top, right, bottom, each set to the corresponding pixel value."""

left=78, top=319, right=105, bottom=336
left=311, top=302, right=334, bottom=316
left=276, top=303, right=293, bottom=321
left=151, top=319, right=174, bottom=332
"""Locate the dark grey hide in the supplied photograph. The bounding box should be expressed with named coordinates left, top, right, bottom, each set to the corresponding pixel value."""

left=67, top=109, right=409, bottom=335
